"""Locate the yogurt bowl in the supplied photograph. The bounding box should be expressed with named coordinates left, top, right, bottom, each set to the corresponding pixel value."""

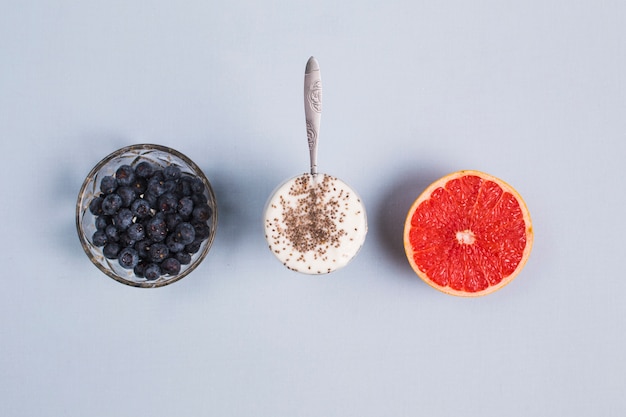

left=264, top=173, right=367, bottom=274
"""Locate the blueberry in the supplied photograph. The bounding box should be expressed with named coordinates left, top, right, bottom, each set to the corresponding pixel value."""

left=185, top=238, right=203, bottom=254
left=177, top=196, right=194, bottom=218
left=118, top=247, right=139, bottom=269
left=192, top=204, right=212, bottom=222
left=149, top=242, right=169, bottom=263
left=92, top=230, right=108, bottom=247
left=118, top=232, right=136, bottom=248
left=135, top=239, right=151, bottom=259
left=116, top=186, right=136, bottom=207
left=151, top=169, right=165, bottom=181
left=127, top=222, right=145, bottom=241
left=105, top=224, right=120, bottom=242
left=192, top=221, right=211, bottom=240
left=100, top=175, right=118, bottom=194
left=95, top=215, right=111, bottom=231
left=163, top=179, right=178, bottom=194
left=189, top=177, right=204, bottom=194
left=131, top=199, right=151, bottom=219
left=133, top=262, right=145, bottom=278
left=134, top=161, right=155, bottom=178
left=114, top=208, right=133, bottom=231
left=161, top=257, right=181, bottom=275
left=176, top=177, right=193, bottom=196
left=143, top=263, right=161, bottom=281
left=166, top=234, right=185, bottom=253
left=142, top=192, right=158, bottom=209
left=101, top=193, right=123, bottom=215
left=145, top=215, right=167, bottom=242
left=175, top=251, right=192, bottom=265
left=174, top=222, right=196, bottom=245
left=103, top=242, right=121, bottom=259
left=191, top=193, right=208, bottom=206
left=89, top=195, right=104, bottom=216
left=157, top=193, right=178, bottom=214
left=163, top=165, right=182, bottom=180
left=132, top=177, right=147, bottom=194
left=115, top=164, right=135, bottom=187
left=147, top=176, right=167, bottom=197
left=166, top=213, right=183, bottom=231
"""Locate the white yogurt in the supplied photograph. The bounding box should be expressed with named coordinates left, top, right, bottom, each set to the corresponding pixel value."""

left=264, top=173, right=367, bottom=274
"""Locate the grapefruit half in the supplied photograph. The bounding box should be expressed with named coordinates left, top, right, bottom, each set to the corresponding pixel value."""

left=403, top=170, right=533, bottom=297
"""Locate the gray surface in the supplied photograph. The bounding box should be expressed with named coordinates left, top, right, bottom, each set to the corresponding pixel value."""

left=2, top=1, right=625, bottom=416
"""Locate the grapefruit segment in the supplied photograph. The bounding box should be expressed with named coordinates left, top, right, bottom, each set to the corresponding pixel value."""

left=403, top=170, right=533, bottom=297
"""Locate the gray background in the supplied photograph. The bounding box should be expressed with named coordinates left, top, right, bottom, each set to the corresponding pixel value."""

left=2, top=1, right=625, bottom=416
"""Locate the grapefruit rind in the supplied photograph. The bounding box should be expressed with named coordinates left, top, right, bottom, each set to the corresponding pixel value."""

left=403, top=170, right=533, bottom=297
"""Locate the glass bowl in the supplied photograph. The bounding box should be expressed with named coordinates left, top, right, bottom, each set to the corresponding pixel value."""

left=76, top=144, right=218, bottom=288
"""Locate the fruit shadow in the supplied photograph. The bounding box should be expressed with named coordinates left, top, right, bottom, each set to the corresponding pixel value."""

left=50, top=135, right=133, bottom=260
left=200, top=158, right=280, bottom=254
left=373, top=163, right=449, bottom=273
left=52, top=169, right=86, bottom=256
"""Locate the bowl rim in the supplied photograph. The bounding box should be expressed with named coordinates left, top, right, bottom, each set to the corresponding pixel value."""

left=75, top=143, right=218, bottom=288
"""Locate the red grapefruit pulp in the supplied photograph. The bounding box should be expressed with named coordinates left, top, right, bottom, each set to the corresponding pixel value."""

left=403, top=170, right=533, bottom=296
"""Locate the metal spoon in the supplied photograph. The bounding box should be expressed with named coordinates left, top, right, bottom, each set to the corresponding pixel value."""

left=304, top=56, right=322, bottom=176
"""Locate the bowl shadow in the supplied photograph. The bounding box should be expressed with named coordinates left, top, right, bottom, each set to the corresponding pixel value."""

left=374, top=163, right=449, bottom=274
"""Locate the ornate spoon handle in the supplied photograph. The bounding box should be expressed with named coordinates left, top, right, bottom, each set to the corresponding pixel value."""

left=304, top=56, right=322, bottom=176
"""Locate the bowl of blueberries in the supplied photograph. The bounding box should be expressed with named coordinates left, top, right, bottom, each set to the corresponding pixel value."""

left=76, top=144, right=218, bottom=287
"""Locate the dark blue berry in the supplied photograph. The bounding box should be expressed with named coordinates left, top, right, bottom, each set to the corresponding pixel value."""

left=114, top=208, right=133, bottom=231
left=131, top=199, right=151, bottom=219
left=92, top=230, right=108, bottom=247
left=191, top=193, right=208, bottom=206
left=163, top=179, right=177, bottom=194
left=163, top=165, right=182, bottom=180
left=105, top=224, right=120, bottom=242
left=192, top=204, right=212, bottom=222
left=115, top=165, right=135, bottom=187
left=101, top=193, right=123, bottom=215
left=89, top=195, right=104, bottom=215
left=146, top=215, right=167, bottom=242
left=149, top=242, right=169, bottom=263
left=100, top=175, right=118, bottom=194
left=177, top=196, right=194, bottom=218
left=166, top=213, right=183, bottom=231
left=135, top=240, right=151, bottom=259
left=132, top=177, right=147, bottom=194
left=127, top=223, right=145, bottom=241
left=192, top=221, right=211, bottom=240
left=176, top=177, right=193, bottom=196
left=157, top=193, right=178, bottom=214
left=185, top=238, right=203, bottom=254
left=166, top=234, right=185, bottom=253
left=174, top=222, right=196, bottom=245
left=161, top=257, right=181, bottom=275
left=118, top=247, right=139, bottom=269
left=103, top=242, right=121, bottom=259
left=176, top=251, right=192, bottom=265
left=134, top=161, right=155, bottom=178
left=118, top=232, right=136, bottom=248
left=147, top=176, right=167, bottom=197
left=142, top=192, right=158, bottom=209
left=190, top=177, right=204, bottom=194
left=116, top=186, right=136, bottom=207
left=95, top=215, right=111, bottom=230
left=143, top=263, right=161, bottom=280
left=133, top=262, right=146, bottom=277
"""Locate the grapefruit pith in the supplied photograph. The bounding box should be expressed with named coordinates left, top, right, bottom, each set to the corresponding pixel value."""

left=403, top=170, right=533, bottom=297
